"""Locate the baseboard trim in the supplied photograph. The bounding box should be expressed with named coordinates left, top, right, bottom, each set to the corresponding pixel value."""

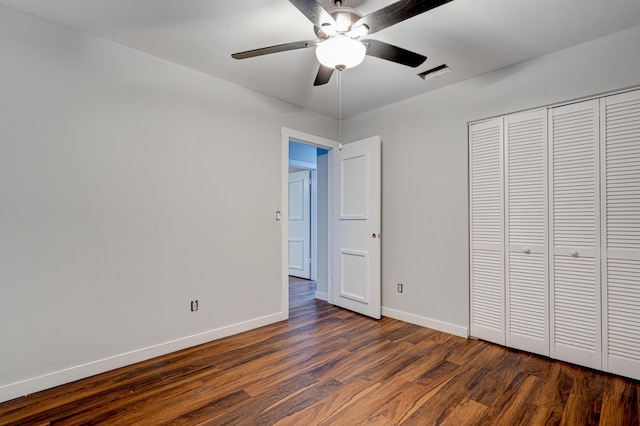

left=314, top=291, right=328, bottom=301
left=382, top=307, right=468, bottom=338
left=0, top=312, right=286, bottom=403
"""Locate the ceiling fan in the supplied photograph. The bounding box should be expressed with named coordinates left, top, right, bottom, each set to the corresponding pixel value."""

left=231, top=0, right=453, bottom=86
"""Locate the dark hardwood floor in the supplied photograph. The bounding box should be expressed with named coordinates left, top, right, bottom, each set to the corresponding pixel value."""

left=1, top=279, right=639, bottom=425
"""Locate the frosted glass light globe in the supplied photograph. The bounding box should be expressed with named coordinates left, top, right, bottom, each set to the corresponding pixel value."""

left=315, top=35, right=366, bottom=70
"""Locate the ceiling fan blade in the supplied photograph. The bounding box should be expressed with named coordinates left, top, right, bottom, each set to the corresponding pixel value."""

left=314, top=65, right=335, bottom=86
left=363, top=39, right=426, bottom=68
left=289, top=0, right=338, bottom=29
left=231, top=40, right=316, bottom=59
left=354, top=0, right=453, bottom=35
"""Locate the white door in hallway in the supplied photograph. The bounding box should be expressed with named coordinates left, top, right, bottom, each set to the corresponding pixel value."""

left=288, top=170, right=311, bottom=279
left=332, top=136, right=381, bottom=319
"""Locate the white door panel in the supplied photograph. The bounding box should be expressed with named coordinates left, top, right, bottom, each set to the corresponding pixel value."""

left=505, top=110, right=549, bottom=356
left=601, top=89, right=640, bottom=380
left=288, top=170, right=310, bottom=279
left=339, top=249, right=369, bottom=303
left=469, top=118, right=505, bottom=345
left=549, top=99, right=601, bottom=370
left=332, top=136, right=381, bottom=319
left=288, top=239, right=305, bottom=271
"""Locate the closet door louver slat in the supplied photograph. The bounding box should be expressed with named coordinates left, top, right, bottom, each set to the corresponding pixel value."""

left=602, top=90, right=640, bottom=380
left=469, top=119, right=505, bottom=345
left=549, top=100, right=601, bottom=369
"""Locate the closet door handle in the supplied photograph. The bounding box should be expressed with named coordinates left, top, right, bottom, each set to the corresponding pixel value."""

left=569, top=249, right=579, bottom=257
left=522, top=247, right=531, bottom=254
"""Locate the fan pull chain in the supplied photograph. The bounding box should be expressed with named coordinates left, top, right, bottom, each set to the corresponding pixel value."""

left=338, top=70, right=343, bottom=150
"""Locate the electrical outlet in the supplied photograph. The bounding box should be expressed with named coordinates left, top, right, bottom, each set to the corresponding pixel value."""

left=190, top=300, right=198, bottom=312
left=397, top=283, right=403, bottom=293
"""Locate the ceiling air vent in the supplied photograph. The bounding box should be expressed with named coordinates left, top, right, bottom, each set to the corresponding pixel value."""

left=418, top=64, right=452, bottom=80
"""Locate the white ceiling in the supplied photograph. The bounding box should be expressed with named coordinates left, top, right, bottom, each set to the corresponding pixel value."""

left=2, top=0, right=640, bottom=119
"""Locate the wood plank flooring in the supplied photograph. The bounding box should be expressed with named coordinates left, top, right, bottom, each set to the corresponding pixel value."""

left=1, top=280, right=639, bottom=425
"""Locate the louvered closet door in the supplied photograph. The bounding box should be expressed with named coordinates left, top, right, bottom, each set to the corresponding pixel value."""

left=505, top=110, right=548, bottom=356
left=601, top=89, right=640, bottom=380
left=469, top=118, right=505, bottom=345
left=549, top=100, right=601, bottom=369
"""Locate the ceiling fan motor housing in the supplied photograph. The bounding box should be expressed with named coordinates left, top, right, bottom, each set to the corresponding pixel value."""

left=314, top=7, right=364, bottom=40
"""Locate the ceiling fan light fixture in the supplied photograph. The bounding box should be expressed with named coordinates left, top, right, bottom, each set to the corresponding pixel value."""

left=315, top=35, right=366, bottom=70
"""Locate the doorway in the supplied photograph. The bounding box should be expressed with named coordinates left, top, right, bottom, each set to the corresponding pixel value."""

left=281, top=128, right=339, bottom=317
left=281, top=129, right=383, bottom=320
left=288, top=142, right=316, bottom=281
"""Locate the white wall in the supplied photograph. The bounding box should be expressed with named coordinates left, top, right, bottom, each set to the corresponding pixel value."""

left=0, top=5, right=336, bottom=402
left=343, top=25, right=640, bottom=335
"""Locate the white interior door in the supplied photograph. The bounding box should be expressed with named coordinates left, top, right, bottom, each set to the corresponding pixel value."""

left=469, top=118, right=506, bottom=345
left=288, top=170, right=311, bottom=279
left=549, top=99, right=601, bottom=370
left=332, top=136, right=381, bottom=319
left=601, top=89, right=640, bottom=380
left=505, top=110, right=549, bottom=356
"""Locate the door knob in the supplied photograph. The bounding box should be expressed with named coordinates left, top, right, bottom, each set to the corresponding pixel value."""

left=569, top=249, right=579, bottom=257
left=522, top=247, right=531, bottom=254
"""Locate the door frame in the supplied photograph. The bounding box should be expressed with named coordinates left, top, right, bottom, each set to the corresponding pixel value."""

left=281, top=127, right=339, bottom=318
